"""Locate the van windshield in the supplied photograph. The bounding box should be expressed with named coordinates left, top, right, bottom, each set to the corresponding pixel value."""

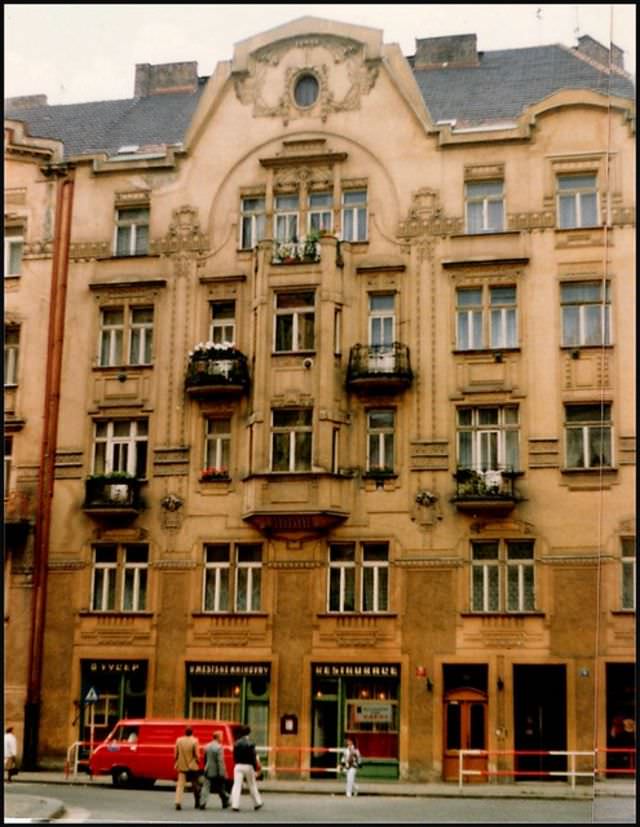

left=108, top=725, right=139, bottom=743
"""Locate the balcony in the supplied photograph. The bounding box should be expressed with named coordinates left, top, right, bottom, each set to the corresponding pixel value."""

left=4, top=490, right=33, bottom=544
left=185, top=344, right=250, bottom=398
left=83, top=475, right=145, bottom=519
left=452, top=467, right=520, bottom=515
left=271, top=236, right=320, bottom=265
left=346, top=343, right=413, bottom=394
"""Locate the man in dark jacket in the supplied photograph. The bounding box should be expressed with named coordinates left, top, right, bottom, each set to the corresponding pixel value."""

left=230, top=725, right=263, bottom=811
left=200, top=731, right=230, bottom=809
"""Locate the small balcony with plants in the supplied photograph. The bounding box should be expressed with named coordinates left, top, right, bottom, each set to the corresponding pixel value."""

left=199, top=466, right=230, bottom=483
left=185, top=342, right=250, bottom=398
left=451, top=466, right=520, bottom=515
left=346, top=343, right=413, bottom=394
left=83, top=472, right=145, bottom=519
left=271, top=231, right=321, bottom=265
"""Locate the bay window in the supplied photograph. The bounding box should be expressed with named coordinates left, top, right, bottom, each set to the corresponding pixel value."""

left=271, top=408, right=312, bottom=472
left=274, top=291, right=315, bottom=352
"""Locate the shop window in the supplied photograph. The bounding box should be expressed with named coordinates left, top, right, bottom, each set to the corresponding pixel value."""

left=92, top=419, right=148, bottom=478
left=203, top=543, right=262, bottom=613
left=79, top=660, right=147, bottom=746
left=328, top=542, right=389, bottom=613
left=457, top=406, right=519, bottom=472
left=341, top=189, right=367, bottom=242
left=4, top=326, right=19, bottom=386
left=91, top=544, right=149, bottom=612
left=557, top=173, right=598, bottom=228
left=456, top=284, right=517, bottom=350
left=240, top=196, right=266, bottom=250
left=471, top=539, right=535, bottom=613
left=4, top=227, right=24, bottom=277
left=209, top=300, right=236, bottom=346
left=465, top=180, right=504, bottom=233
left=98, top=306, right=154, bottom=366
left=114, top=206, right=149, bottom=256
left=621, top=538, right=635, bottom=610
left=564, top=403, right=612, bottom=469
left=274, top=291, right=315, bottom=353
left=189, top=678, right=242, bottom=720
left=560, top=281, right=611, bottom=347
left=271, top=408, right=312, bottom=472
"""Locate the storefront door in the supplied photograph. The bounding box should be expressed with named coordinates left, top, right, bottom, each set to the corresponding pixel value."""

left=443, top=688, right=488, bottom=782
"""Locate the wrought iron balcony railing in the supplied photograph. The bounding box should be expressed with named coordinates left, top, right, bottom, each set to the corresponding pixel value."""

left=185, top=346, right=250, bottom=396
left=346, top=343, right=413, bottom=392
left=452, top=466, right=520, bottom=513
left=271, top=238, right=320, bottom=264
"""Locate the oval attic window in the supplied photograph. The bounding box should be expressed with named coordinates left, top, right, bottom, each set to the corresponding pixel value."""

left=294, top=73, right=319, bottom=108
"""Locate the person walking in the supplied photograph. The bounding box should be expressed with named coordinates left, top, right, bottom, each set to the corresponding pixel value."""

left=340, top=736, right=362, bottom=797
left=174, top=726, right=202, bottom=810
left=200, top=731, right=230, bottom=810
left=230, top=725, right=263, bottom=812
left=4, top=726, right=18, bottom=782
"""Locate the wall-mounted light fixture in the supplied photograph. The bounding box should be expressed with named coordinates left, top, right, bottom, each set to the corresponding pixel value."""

left=497, top=677, right=504, bottom=691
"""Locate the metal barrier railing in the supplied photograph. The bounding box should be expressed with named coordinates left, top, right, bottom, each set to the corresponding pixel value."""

left=65, top=740, right=94, bottom=778
left=458, top=749, right=600, bottom=790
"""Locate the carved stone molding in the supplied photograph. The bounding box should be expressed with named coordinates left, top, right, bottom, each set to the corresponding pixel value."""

left=23, top=239, right=54, bottom=259
left=150, top=205, right=209, bottom=257
left=69, top=241, right=110, bottom=261
left=398, top=188, right=464, bottom=240
left=507, top=211, right=556, bottom=231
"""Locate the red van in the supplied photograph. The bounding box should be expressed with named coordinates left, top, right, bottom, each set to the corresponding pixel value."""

left=89, top=718, right=244, bottom=787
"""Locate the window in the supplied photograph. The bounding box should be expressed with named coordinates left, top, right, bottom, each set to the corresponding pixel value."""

left=367, top=410, right=395, bottom=472
left=92, top=419, right=148, bottom=478
left=557, top=174, right=598, bottom=228
left=274, top=291, right=315, bottom=352
left=369, top=294, right=395, bottom=347
left=91, top=544, right=149, bottom=612
left=341, top=189, right=367, bottom=242
left=621, top=538, right=635, bottom=611
left=471, top=540, right=535, bottom=613
left=308, top=192, right=333, bottom=232
left=565, top=404, right=612, bottom=469
left=114, top=207, right=149, bottom=256
left=457, top=406, right=519, bottom=471
left=274, top=194, right=299, bottom=243
left=328, top=542, right=389, bottom=613
left=271, top=408, right=312, bottom=472
left=561, top=281, right=611, bottom=347
left=99, top=306, right=154, bottom=366
left=4, top=327, right=19, bottom=386
left=209, top=301, right=236, bottom=346
left=204, top=418, right=231, bottom=474
left=203, top=543, right=262, bottom=613
left=240, top=196, right=266, bottom=250
left=465, top=181, right=504, bottom=233
left=4, top=228, right=24, bottom=277
left=456, top=285, right=517, bottom=350
left=4, top=436, right=12, bottom=495
left=294, top=73, right=319, bottom=107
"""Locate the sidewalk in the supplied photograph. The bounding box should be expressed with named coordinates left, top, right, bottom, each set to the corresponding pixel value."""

left=4, top=772, right=636, bottom=822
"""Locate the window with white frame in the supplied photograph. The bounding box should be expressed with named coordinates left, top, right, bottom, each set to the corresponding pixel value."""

left=99, top=306, right=154, bottom=366
left=328, top=541, right=389, bottom=613
left=457, top=406, right=519, bottom=472
left=92, top=419, right=148, bottom=478
left=465, top=180, right=504, bottom=233
left=114, top=207, right=149, bottom=256
left=274, top=291, right=315, bottom=352
left=369, top=294, right=395, bottom=347
left=456, top=285, right=517, bottom=350
left=209, top=300, right=236, bottom=346
left=560, top=281, right=611, bottom=347
left=308, top=191, right=333, bottom=233
left=271, top=408, right=312, bottom=472
left=471, top=539, right=535, bottom=613
left=204, top=418, right=231, bottom=475
left=367, top=410, right=395, bottom=473
left=240, top=196, right=266, bottom=250
left=564, top=403, right=612, bottom=469
left=203, top=543, right=262, bottom=613
left=91, top=544, right=149, bottom=612
left=4, top=327, right=19, bottom=386
left=557, top=174, right=598, bottom=228
left=4, top=227, right=24, bottom=277
left=341, top=189, right=367, bottom=242
left=274, top=194, right=300, bottom=242
left=621, top=537, right=636, bottom=610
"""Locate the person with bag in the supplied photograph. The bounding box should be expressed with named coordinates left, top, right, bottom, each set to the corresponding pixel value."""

left=230, top=725, right=263, bottom=811
left=4, top=726, right=18, bottom=782
left=174, top=726, right=202, bottom=811
left=340, top=736, right=362, bottom=797
left=199, top=731, right=230, bottom=810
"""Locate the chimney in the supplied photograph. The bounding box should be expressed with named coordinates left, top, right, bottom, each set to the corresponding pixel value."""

left=414, top=34, right=478, bottom=69
left=576, top=35, right=624, bottom=71
left=5, top=94, right=48, bottom=110
left=134, top=62, right=198, bottom=97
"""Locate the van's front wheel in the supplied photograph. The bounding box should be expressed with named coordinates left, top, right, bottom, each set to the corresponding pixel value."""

left=111, top=767, right=131, bottom=787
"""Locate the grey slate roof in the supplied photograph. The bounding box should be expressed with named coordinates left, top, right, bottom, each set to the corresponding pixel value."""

left=411, top=44, right=635, bottom=125
left=5, top=44, right=635, bottom=157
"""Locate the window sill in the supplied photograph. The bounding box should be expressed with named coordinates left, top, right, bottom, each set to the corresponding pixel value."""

left=560, top=467, right=617, bottom=475
left=78, top=610, right=153, bottom=617
left=192, top=612, right=268, bottom=618
left=460, top=611, right=545, bottom=618
left=110, top=252, right=156, bottom=260
left=317, top=612, right=398, bottom=619
left=4, top=274, right=21, bottom=280
left=555, top=225, right=603, bottom=232
left=451, top=230, right=519, bottom=239
left=560, top=344, right=613, bottom=352
left=271, top=351, right=316, bottom=357
left=92, top=364, right=153, bottom=372
left=610, top=609, right=635, bottom=616
left=453, top=348, right=521, bottom=356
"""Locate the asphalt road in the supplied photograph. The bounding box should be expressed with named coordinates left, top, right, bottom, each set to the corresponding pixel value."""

left=4, top=781, right=636, bottom=824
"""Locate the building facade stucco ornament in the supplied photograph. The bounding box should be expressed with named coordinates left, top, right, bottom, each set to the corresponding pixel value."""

left=150, top=205, right=209, bottom=258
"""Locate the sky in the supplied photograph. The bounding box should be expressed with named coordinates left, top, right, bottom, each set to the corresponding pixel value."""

left=4, top=3, right=636, bottom=106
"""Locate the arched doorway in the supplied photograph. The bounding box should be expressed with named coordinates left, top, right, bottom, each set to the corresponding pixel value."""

left=443, top=687, right=488, bottom=782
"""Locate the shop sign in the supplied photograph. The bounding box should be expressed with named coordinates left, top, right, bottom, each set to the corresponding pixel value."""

left=313, top=663, right=400, bottom=678
left=188, top=662, right=270, bottom=678
left=354, top=701, right=393, bottom=723
left=88, top=660, right=145, bottom=673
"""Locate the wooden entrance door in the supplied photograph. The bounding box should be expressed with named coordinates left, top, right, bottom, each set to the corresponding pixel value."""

left=443, top=687, right=488, bottom=782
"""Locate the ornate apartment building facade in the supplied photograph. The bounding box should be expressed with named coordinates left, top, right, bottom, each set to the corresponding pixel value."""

left=4, top=18, right=635, bottom=781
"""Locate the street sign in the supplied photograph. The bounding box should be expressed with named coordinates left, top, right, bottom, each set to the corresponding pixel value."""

left=85, top=687, right=99, bottom=704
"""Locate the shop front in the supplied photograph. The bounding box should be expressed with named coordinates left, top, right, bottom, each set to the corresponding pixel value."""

left=310, top=662, right=400, bottom=779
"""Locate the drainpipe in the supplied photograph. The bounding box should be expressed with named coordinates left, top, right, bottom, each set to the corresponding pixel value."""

left=23, top=163, right=75, bottom=769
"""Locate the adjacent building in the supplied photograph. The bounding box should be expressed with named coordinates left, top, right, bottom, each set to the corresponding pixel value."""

left=4, top=18, right=635, bottom=781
